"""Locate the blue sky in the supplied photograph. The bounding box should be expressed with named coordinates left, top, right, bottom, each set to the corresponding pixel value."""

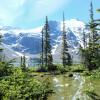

left=0, top=0, right=99, bottom=29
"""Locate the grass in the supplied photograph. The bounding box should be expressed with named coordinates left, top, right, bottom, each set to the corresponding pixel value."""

left=27, top=64, right=86, bottom=74
left=20, top=64, right=100, bottom=78
left=84, top=90, right=100, bottom=100
left=70, top=64, right=85, bottom=72
left=82, top=68, right=100, bottom=79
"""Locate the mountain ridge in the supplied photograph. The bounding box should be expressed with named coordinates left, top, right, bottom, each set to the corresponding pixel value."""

left=0, top=19, right=88, bottom=64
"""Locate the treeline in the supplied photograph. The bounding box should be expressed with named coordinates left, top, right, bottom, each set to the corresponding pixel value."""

left=39, top=2, right=100, bottom=71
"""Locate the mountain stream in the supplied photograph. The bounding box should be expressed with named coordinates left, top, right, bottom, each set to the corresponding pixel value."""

left=47, top=73, right=100, bottom=100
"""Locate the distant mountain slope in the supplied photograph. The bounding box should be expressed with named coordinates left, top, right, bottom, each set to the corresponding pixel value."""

left=0, top=19, right=89, bottom=63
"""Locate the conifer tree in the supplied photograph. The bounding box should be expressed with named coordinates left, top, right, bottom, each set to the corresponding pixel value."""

left=43, top=16, right=53, bottom=69
left=0, top=30, right=3, bottom=61
left=88, top=2, right=100, bottom=69
left=23, top=55, right=26, bottom=68
left=61, top=13, right=72, bottom=67
left=81, top=30, right=87, bottom=67
left=20, top=56, right=23, bottom=67
left=82, top=2, right=100, bottom=70
left=0, top=34, right=2, bottom=52
left=97, top=9, right=100, bottom=13
left=95, top=9, right=100, bottom=30
left=20, top=55, right=26, bottom=71
left=41, top=28, right=44, bottom=68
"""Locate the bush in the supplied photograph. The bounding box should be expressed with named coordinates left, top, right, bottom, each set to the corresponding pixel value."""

left=47, top=64, right=58, bottom=72
left=52, top=64, right=69, bottom=74
left=0, top=61, right=14, bottom=77
left=83, top=71, right=91, bottom=76
left=0, top=72, right=54, bottom=100
left=36, top=65, right=58, bottom=72
left=71, top=64, right=85, bottom=72
left=36, top=66, right=48, bottom=72
left=84, top=90, right=100, bottom=100
left=89, top=70, right=100, bottom=79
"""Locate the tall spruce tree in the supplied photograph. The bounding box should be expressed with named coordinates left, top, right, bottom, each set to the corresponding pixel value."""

left=80, top=30, right=87, bottom=67
left=0, top=33, right=2, bottom=51
left=20, top=56, right=23, bottom=67
left=95, top=9, right=100, bottom=30
left=20, top=55, right=26, bottom=71
left=88, top=2, right=100, bottom=69
left=0, top=30, right=3, bottom=61
left=41, top=28, right=44, bottom=68
left=61, top=13, right=72, bottom=67
left=43, top=16, right=53, bottom=69
left=97, top=9, right=100, bottom=13
left=82, top=2, right=100, bottom=70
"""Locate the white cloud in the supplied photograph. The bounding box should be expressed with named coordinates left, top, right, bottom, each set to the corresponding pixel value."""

left=32, top=0, right=69, bottom=20
left=0, top=0, right=70, bottom=28
left=0, top=0, right=25, bottom=25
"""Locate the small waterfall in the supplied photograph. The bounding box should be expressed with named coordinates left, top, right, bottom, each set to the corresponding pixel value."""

left=53, top=77, right=69, bottom=88
left=53, top=77, right=63, bottom=88
left=53, top=77, right=59, bottom=83
left=72, top=73, right=85, bottom=100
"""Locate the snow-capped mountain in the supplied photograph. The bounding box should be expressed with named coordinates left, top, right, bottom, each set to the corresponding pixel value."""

left=0, top=19, right=88, bottom=64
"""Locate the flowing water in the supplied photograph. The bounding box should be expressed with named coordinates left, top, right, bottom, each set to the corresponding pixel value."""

left=47, top=73, right=100, bottom=100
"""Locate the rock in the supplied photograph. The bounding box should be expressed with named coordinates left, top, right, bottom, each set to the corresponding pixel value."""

left=68, top=73, right=73, bottom=77
left=41, top=75, right=44, bottom=77
left=30, top=74, right=37, bottom=77
left=64, top=73, right=73, bottom=77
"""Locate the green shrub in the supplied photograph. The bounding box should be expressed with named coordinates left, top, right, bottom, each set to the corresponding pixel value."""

left=0, top=61, right=14, bottom=77
left=27, top=67, right=37, bottom=72
left=71, top=64, right=85, bottom=72
left=0, top=72, right=54, bottom=100
left=36, top=66, right=48, bottom=72
left=84, top=90, right=100, bottom=100
left=89, top=70, right=100, bottom=79
left=83, top=71, right=91, bottom=76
